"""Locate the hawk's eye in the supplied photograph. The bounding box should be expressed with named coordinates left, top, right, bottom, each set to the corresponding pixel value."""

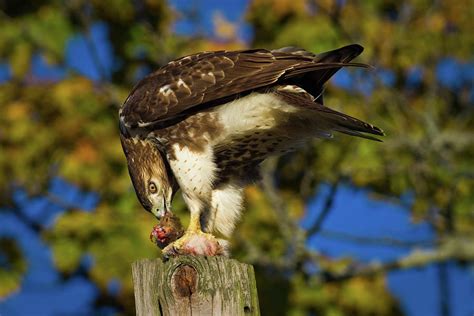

left=148, top=181, right=158, bottom=194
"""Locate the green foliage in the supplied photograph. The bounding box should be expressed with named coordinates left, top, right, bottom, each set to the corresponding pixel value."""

left=0, top=239, right=27, bottom=297
left=0, top=0, right=472, bottom=315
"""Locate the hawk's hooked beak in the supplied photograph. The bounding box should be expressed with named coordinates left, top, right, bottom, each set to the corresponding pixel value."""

left=151, top=188, right=173, bottom=220
left=151, top=205, right=166, bottom=220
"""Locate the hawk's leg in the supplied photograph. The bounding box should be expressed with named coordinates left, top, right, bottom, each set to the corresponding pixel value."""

left=162, top=197, right=229, bottom=257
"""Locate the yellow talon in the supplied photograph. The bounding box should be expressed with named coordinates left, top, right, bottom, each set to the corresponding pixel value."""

left=162, top=230, right=229, bottom=257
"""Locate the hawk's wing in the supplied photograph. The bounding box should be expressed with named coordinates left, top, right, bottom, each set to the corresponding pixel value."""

left=272, top=45, right=365, bottom=104
left=119, top=44, right=368, bottom=129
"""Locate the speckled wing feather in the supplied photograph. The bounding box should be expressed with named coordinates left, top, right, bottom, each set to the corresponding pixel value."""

left=119, top=45, right=368, bottom=129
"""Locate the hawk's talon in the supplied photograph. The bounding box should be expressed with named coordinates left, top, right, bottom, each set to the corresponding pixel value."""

left=162, top=246, right=178, bottom=261
left=161, top=231, right=229, bottom=257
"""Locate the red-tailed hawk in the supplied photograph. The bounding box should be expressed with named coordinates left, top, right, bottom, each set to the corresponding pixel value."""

left=119, top=44, right=383, bottom=257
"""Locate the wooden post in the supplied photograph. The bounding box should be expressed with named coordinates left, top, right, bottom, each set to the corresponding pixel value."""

left=132, top=256, right=260, bottom=316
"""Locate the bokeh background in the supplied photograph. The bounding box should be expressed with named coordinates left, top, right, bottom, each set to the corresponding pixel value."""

left=0, top=0, right=473, bottom=315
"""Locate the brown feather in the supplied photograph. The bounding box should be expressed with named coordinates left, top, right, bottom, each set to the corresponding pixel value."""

left=120, top=45, right=370, bottom=129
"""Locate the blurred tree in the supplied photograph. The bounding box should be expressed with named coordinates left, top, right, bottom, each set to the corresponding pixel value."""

left=0, top=0, right=472, bottom=315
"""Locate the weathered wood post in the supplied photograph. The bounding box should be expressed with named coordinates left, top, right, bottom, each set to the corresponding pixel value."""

left=132, top=256, right=260, bottom=315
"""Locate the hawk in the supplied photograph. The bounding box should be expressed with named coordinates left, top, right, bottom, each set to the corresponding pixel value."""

left=119, top=44, right=383, bottom=257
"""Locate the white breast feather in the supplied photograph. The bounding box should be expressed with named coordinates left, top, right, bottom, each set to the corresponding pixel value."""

left=168, top=144, right=216, bottom=199
left=214, top=92, right=297, bottom=143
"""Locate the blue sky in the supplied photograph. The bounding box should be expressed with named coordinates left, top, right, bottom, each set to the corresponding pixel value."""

left=1, top=1, right=473, bottom=315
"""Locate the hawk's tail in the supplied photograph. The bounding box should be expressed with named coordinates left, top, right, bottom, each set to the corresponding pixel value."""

left=308, top=45, right=384, bottom=140
left=309, top=103, right=385, bottom=141
left=276, top=88, right=384, bottom=141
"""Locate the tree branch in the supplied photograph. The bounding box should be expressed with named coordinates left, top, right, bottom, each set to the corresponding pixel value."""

left=318, top=229, right=434, bottom=248
left=260, top=158, right=307, bottom=268
left=318, top=236, right=474, bottom=282
left=260, top=158, right=298, bottom=241
left=73, top=3, right=109, bottom=81
left=438, top=262, right=451, bottom=316
left=306, top=181, right=339, bottom=236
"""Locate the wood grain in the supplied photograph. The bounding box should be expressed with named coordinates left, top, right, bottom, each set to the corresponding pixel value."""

left=132, top=256, right=260, bottom=316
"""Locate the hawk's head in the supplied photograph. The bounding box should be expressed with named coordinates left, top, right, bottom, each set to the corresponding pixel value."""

left=120, top=135, right=177, bottom=219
